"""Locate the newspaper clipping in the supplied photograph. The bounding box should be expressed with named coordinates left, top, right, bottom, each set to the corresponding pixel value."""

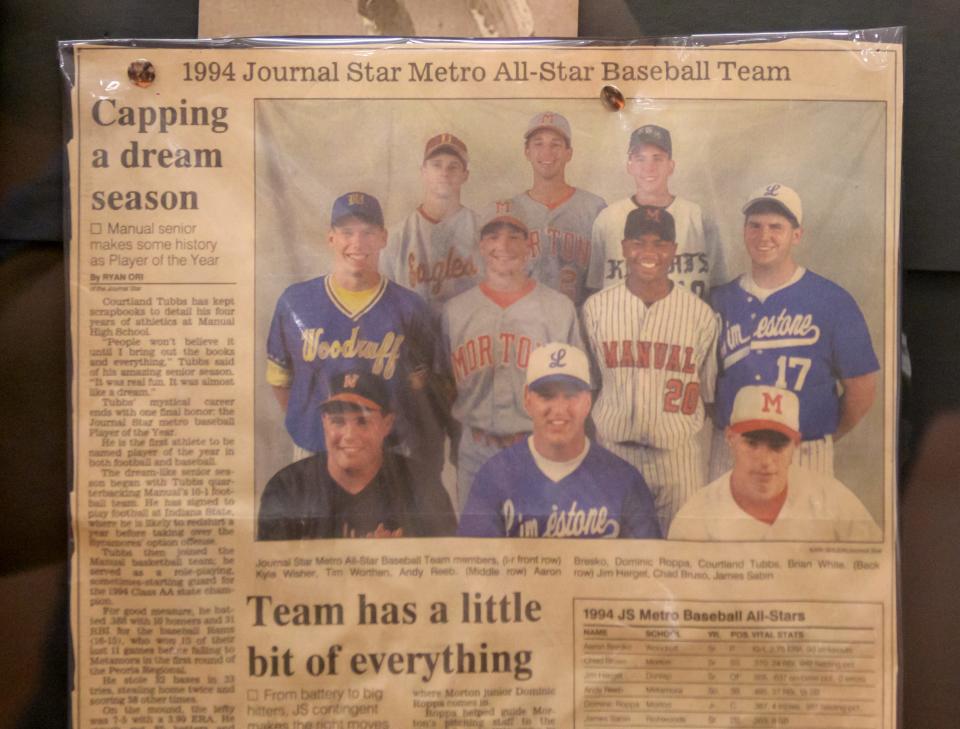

left=64, top=33, right=902, bottom=729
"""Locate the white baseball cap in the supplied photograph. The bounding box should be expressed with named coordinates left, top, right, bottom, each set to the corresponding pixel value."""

left=525, top=342, right=591, bottom=391
left=729, top=385, right=801, bottom=442
left=742, top=183, right=803, bottom=226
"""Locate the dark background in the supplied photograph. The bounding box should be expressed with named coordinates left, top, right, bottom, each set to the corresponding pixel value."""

left=1, top=1, right=956, bottom=726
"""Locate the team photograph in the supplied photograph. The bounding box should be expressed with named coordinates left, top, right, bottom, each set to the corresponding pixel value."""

left=251, top=98, right=886, bottom=542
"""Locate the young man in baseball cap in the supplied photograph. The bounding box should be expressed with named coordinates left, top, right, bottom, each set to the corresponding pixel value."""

left=708, top=184, right=880, bottom=479
left=491, top=110, right=606, bottom=306
left=258, top=370, right=456, bottom=540
left=582, top=205, right=719, bottom=535
left=266, top=191, right=448, bottom=483
left=441, top=212, right=582, bottom=511
left=589, top=123, right=725, bottom=300
left=381, top=133, right=481, bottom=316
left=457, top=343, right=661, bottom=539
left=669, top=385, right=880, bottom=541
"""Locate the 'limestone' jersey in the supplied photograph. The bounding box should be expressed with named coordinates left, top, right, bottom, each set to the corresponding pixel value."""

left=458, top=441, right=661, bottom=539
left=583, top=282, right=719, bottom=449
left=710, top=270, right=879, bottom=440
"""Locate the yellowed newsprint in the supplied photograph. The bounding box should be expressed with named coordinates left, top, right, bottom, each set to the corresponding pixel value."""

left=64, top=33, right=902, bottom=729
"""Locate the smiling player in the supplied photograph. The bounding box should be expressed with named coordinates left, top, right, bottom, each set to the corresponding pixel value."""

left=583, top=205, right=719, bottom=533
left=457, top=343, right=661, bottom=539
left=708, top=184, right=880, bottom=478
left=258, top=370, right=456, bottom=540
left=266, top=192, right=446, bottom=481
left=498, top=111, right=605, bottom=306
left=442, top=212, right=582, bottom=511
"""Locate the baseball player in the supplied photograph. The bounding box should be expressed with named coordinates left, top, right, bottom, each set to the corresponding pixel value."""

left=442, top=213, right=583, bottom=511
left=588, top=124, right=725, bottom=300
left=708, top=184, right=879, bottom=478
left=266, top=191, right=447, bottom=478
left=669, top=385, right=881, bottom=541
left=497, top=111, right=605, bottom=306
left=458, top=342, right=661, bottom=539
left=380, top=133, right=481, bottom=316
left=582, top=205, right=719, bottom=534
left=258, top=370, right=456, bottom=540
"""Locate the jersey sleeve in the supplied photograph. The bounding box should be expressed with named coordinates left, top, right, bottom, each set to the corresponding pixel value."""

left=257, top=468, right=317, bottom=541
left=587, top=210, right=610, bottom=291
left=457, top=465, right=507, bottom=537
left=698, top=311, right=721, bottom=404
left=410, top=474, right=458, bottom=537
left=830, top=290, right=880, bottom=379
left=620, top=471, right=663, bottom=539
left=266, top=294, right=294, bottom=386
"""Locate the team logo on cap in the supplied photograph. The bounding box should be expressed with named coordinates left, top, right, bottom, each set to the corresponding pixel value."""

left=549, top=348, right=567, bottom=369
left=764, top=184, right=782, bottom=197
left=645, top=208, right=662, bottom=222
left=343, top=373, right=359, bottom=389
left=761, top=391, right=783, bottom=414
left=348, top=193, right=366, bottom=206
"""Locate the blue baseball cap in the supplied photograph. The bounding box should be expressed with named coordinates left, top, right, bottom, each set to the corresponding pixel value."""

left=331, top=192, right=384, bottom=228
left=525, top=342, right=592, bottom=391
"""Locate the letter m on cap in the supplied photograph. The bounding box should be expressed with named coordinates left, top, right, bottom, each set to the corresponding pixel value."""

left=343, top=373, right=360, bottom=389
left=761, top=392, right=783, bottom=414
left=348, top=193, right=366, bottom=205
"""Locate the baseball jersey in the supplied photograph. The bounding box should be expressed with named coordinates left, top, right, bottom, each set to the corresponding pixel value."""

left=258, top=452, right=456, bottom=540
left=496, top=189, right=606, bottom=306
left=266, top=275, right=441, bottom=454
left=668, top=465, right=881, bottom=541
left=711, top=269, right=880, bottom=439
left=441, top=281, right=582, bottom=434
left=588, top=195, right=725, bottom=300
left=380, top=205, right=481, bottom=316
left=583, top=282, right=719, bottom=449
left=458, top=440, right=661, bottom=538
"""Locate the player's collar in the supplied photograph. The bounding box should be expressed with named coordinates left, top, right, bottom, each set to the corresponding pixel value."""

left=739, top=267, right=806, bottom=302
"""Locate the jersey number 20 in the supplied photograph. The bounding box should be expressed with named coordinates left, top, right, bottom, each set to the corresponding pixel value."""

left=664, top=379, right=700, bottom=414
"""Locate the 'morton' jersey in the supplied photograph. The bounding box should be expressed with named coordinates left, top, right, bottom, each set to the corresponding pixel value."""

left=589, top=195, right=725, bottom=300
left=710, top=270, right=879, bottom=440
left=583, top=282, right=719, bottom=449
left=267, top=275, right=439, bottom=453
left=497, top=189, right=606, bottom=306
left=442, top=281, right=581, bottom=434
left=458, top=441, right=661, bottom=539
left=380, top=205, right=481, bottom=316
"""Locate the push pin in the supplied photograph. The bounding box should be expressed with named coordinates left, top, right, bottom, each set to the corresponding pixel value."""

left=600, top=84, right=625, bottom=111
left=128, top=59, right=155, bottom=88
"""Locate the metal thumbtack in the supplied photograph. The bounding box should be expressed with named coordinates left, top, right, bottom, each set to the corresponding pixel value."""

left=600, top=85, right=625, bottom=111
left=128, top=60, right=156, bottom=88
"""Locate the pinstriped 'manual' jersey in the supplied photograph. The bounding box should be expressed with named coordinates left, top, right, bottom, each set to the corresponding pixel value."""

left=583, top=282, right=719, bottom=449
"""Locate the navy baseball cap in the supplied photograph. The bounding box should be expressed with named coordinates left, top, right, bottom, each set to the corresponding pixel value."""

left=624, top=206, right=676, bottom=242
left=628, top=125, right=672, bottom=156
left=330, top=192, right=384, bottom=228
left=321, top=370, right=391, bottom=413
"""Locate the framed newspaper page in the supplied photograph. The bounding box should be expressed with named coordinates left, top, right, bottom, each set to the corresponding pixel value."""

left=63, top=32, right=902, bottom=729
